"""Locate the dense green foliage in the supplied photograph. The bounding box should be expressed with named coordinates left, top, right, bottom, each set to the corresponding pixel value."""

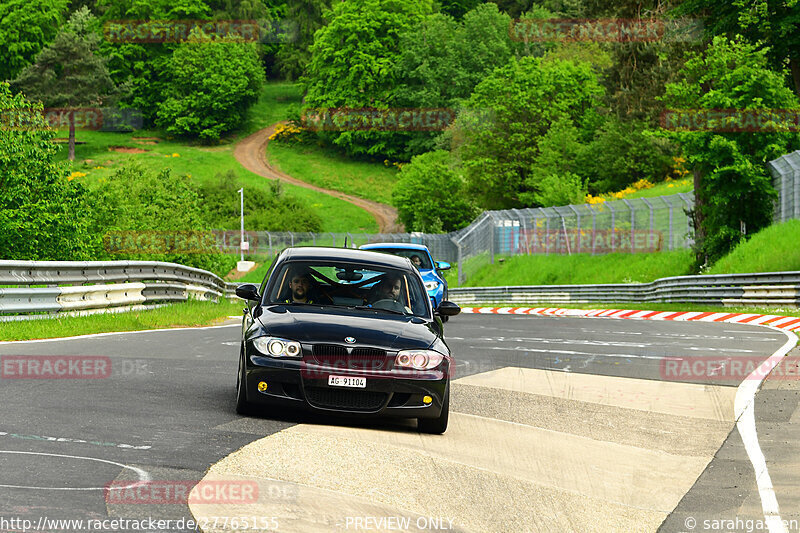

left=97, top=0, right=210, bottom=124
left=89, top=163, right=236, bottom=275
left=454, top=56, right=604, bottom=209
left=0, top=83, right=97, bottom=260
left=677, top=0, right=800, bottom=96
left=0, top=0, right=67, bottom=81
left=662, top=36, right=800, bottom=265
left=302, top=0, right=434, bottom=158
left=199, top=171, right=323, bottom=232
left=391, top=150, right=478, bottom=232
left=156, top=31, right=265, bottom=140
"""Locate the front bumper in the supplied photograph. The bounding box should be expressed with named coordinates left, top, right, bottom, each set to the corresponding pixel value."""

left=242, top=353, right=449, bottom=419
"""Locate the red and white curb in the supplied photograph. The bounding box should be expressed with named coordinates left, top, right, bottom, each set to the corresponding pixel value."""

left=460, top=306, right=800, bottom=331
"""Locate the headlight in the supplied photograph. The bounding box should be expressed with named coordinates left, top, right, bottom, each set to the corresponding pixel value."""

left=424, top=281, right=440, bottom=291
left=395, top=349, right=445, bottom=370
left=253, top=337, right=302, bottom=358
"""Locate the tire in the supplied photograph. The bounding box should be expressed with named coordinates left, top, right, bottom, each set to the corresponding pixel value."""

left=235, top=351, right=254, bottom=416
left=418, top=384, right=449, bottom=434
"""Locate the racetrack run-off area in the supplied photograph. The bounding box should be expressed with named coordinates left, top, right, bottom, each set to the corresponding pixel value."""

left=1, top=311, right=792, bottom=532
left=233, top=123, right=403, bottom=233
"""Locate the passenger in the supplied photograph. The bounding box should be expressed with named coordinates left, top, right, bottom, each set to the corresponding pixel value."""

left=409, top=255, right=423, bottom=269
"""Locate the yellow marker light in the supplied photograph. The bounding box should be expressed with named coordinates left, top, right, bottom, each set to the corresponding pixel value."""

left=258, top=381, right=268, bottom=392
left=423, top=395, right=432, bottom=405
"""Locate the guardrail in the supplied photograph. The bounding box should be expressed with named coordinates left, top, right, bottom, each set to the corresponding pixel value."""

left=448, top=271, right=800, bottom=308
left=0, top=260, right=241, bottom=319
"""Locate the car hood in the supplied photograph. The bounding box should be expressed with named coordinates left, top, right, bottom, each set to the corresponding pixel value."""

left=257, top=306, right=437, bottom=351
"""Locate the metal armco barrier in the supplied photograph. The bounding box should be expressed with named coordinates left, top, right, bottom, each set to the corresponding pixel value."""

left=449, top=271, right=800, bottom=308
left=0, top=260, right=239, bottom=318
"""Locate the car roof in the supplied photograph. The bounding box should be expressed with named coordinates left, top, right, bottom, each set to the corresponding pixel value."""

left=360, top=242, right=430, bottom=252
left=279, top=246, right=414, bottom=270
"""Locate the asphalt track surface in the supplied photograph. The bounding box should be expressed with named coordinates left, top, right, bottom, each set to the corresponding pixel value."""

left=0, top=314, right=795, bottom=532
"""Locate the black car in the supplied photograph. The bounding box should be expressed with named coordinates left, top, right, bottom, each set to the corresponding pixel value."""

left=234, top=247, right=461, bottom=433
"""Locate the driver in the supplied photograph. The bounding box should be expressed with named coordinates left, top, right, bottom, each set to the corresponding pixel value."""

left=374, top=275, right=402, bottom=301
left=285, top=268, right=315, bottom=304
left=368, top=274, right=411, bottom=313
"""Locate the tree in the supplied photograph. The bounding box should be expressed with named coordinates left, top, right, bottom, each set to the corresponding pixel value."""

left=91, top=163, right=235, bottom=276
left=156, top=30, right=265, bottom=140
left=662, top=36, right=800, bottom=266
left=302, top=0, right=434, bottom=158
left=0, top=0, right=67, bottom=81
left=677, top=0, right=800, bottom=96
left=11, top=7, right=118, bottom=160
left=0, top=82, right=97, bottom=260
left=97, top=0, right=210, bottom=124
left=453, top=56, right=604, bottom=209
left=392, top=151, right=478, bottom=232
left=275, top=0, right=331, bottom=79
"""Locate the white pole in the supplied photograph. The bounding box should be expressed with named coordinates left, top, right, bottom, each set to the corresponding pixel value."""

left=238, top=188, right=244, bottom=262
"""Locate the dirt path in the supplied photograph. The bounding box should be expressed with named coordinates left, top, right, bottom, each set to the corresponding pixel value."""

left=233, top=123, right=403, bottom=233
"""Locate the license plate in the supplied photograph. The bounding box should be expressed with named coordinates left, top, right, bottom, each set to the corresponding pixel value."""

left=328, top=375, right=366, bottom=388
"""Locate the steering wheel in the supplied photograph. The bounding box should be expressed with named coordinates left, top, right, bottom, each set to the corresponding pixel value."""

left=372, top=299, right=408, bottom=313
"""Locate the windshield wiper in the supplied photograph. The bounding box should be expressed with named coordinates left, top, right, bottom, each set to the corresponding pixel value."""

left=352, top=305, right=406, bottom=315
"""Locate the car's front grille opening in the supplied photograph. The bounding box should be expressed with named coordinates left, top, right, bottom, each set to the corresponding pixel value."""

left=311, top=345, right=389, bottom=371
left=387, top=393, right=411, bottom=407
left=305, top=387, right=387, bottom=411
left=283, top=383, right=302, bottom=400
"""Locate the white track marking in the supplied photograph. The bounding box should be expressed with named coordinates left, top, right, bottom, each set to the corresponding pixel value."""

left=0, top=323, right=239, bottom=345
left=0, top=451, right=149, bottom=490
left=734, top=327, right=797, bottom=533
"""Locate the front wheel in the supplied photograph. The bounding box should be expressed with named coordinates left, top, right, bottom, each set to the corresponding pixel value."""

left=235, top=351, right=254, bottom=415
left=418, top=385, right=449, bottom=434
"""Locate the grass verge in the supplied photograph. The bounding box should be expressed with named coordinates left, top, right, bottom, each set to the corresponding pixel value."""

left=0, top=300, right=243, bottom=341
left=449, top=250, right=694, bottom=287
left=708, top=219, right=800, bottom=274
left=267, top=142, right=398, bottom=204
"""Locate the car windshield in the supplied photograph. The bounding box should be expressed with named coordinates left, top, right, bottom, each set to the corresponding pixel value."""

left=266, top=260, right=430, bottom=318
left=367, top=248, right=433, bottom=269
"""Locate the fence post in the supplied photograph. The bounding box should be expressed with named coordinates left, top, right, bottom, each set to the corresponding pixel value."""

left=545, top=214, right=551, bottom=255
left=607, top=203, right=616, bottom=252
left=679, top=193, right=694, bottom=247
left=585, top=205, right=597, bottom=255
left=622, top=199, right=635, bottom=253
left=568, top=205, right=581, bottom=254
left=488, top=217, right=494, bottom=264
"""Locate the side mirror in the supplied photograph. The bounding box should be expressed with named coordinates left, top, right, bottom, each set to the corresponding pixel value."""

left=436, top=300, right=461, bottom=317
left=235, top=283, right=261, bottom=302
left=436, top=261, right=451, bottom=271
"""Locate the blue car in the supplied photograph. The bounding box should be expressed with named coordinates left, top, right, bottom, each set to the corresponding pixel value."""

left=359, top=243, right=451, bottom=312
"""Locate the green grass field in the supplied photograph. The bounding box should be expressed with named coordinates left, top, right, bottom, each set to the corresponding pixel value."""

left=447, top=219, right=800, bottom=288
left=0, top=299, right=242, bottom=341
left=267, top=142, right=399, bottom=204
left=708, top=219, right=800, bottom=274
left=625, top=179, right=693, bottom=199
left=449, top=249, right=694, bottom=287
